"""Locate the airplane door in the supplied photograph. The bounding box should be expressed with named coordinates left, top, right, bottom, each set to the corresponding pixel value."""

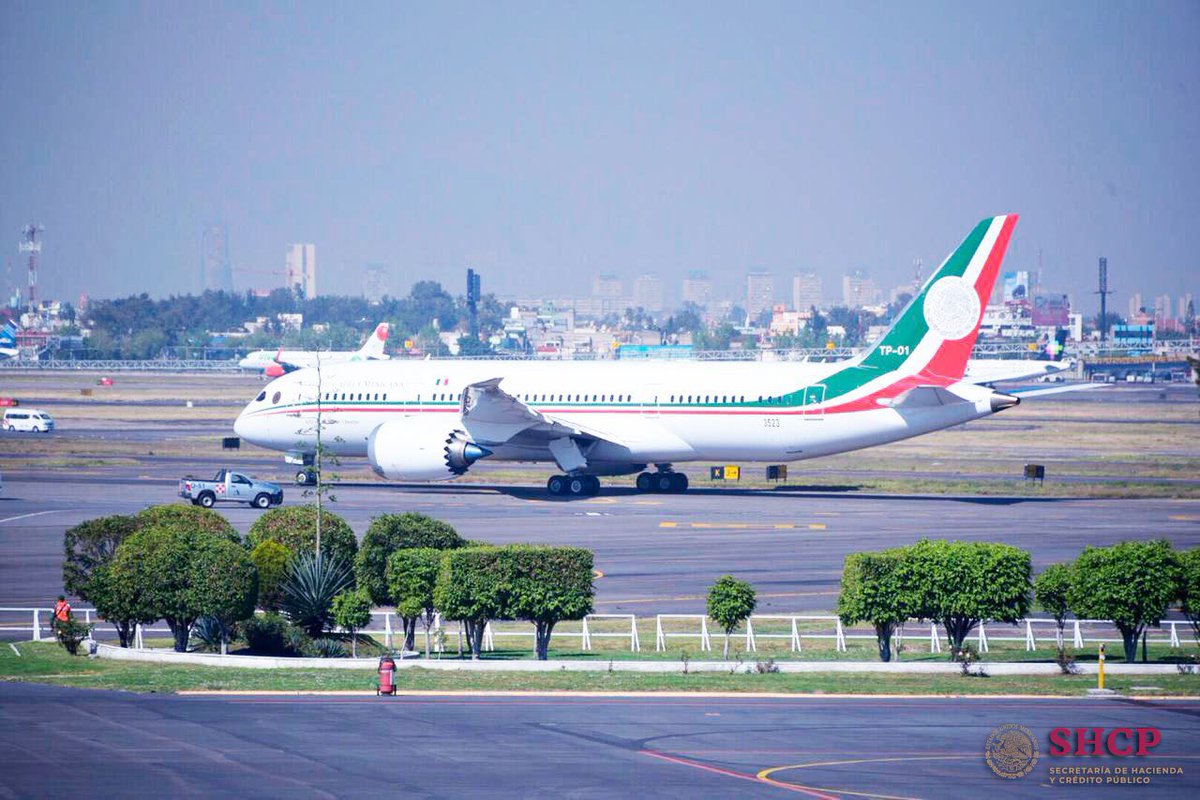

left=802, top=384, right=826, bottom=419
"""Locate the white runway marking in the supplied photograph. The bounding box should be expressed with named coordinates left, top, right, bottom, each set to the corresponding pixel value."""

left=0, top=510, right=67, bottom=524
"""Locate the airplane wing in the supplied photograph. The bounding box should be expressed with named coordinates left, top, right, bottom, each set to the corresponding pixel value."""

left=1006, top=382, right=1111, bottom=399
left=460, top=378, right=629, bottom=447
left=964, top=358, right=1071, bottom=385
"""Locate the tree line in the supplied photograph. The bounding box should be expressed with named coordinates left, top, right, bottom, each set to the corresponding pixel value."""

left=838, top=538, right=1200, bottom=663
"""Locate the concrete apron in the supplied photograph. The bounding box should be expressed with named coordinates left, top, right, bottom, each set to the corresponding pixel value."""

left=92, top=644, right=1189, bottom=675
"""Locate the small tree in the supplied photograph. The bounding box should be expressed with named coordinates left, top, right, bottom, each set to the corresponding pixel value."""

left=62, top=514, right=139, bottom=647
left=898, top=539, right=1031, bottom=653
left=838, top=550, right=907, bottom=662
left=280, top=551, right=354, bottom=639
left=387, top=548, right=442, bottom=657
left=706, top=575, right=757, bottom=660
left=107, top=524, right=258, bottom=652
left=1034, top=563, right=1075, bottom=649
left=249, top=540, right=292, bottom=612
left=332, top=588, right=373, bottom=657
left=355, top=513, right=464, bottom=647
left=245, top=505, right=357, bottom=567
left=1181, top=548, right=1200, bottom=647
left=507, top=546, right=594, bottom=661
left=434, top=547, right=506, bottom=659
left=1069, top=540, right=1182, bottom=663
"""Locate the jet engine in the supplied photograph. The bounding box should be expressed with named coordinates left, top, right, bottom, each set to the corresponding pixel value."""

left=367, top=419, right=491, bottom=481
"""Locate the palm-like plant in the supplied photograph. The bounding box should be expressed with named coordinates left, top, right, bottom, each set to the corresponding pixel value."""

left=280, top=552, right=354, bottom=638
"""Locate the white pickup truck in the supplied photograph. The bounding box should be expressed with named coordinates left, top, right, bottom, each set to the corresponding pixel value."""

left=178, top=469, right=284, bottom=509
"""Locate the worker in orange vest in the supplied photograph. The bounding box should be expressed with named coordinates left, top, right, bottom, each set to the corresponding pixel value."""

left=53, top=595, right=71, bottom=630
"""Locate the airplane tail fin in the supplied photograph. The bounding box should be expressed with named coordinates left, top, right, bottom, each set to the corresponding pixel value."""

left=357, top=322, right=390, bottom=360
left=0, top=321, right=18, bottom=349
left=814, top=216, right=1017, bottom=411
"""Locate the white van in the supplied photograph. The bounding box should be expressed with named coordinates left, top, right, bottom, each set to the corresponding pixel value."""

left=3, top=408, right=54, bottom=433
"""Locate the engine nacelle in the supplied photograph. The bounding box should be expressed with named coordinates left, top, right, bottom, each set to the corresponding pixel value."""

left=367, top=419, right=491, bottom=481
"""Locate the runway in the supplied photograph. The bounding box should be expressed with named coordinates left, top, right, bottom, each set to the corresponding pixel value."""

left=2, top=471, right=1198, bottom=614
left=2, top=682, right=1197, bottom=798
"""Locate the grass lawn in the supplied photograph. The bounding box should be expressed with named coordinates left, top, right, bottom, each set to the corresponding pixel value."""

left=3, top=642, right=1199, bottom=697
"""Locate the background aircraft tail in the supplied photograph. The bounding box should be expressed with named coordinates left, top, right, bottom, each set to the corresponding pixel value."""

left=0, top=321, right=18, bottom=350
left=357, top=322, right=390, bottom=360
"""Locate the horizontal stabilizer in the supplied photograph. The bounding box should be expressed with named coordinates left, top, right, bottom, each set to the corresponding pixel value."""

left=885, top=386, right=969, bottom=409
left=1008, top=383, right=1111, bottom=399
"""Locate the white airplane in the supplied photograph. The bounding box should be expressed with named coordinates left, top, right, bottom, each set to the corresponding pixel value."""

left=238, top=323, right=390, bottom=377
left=0, top=321, right=19, bottom=360
left=236, top=215, right=1077, bottom=496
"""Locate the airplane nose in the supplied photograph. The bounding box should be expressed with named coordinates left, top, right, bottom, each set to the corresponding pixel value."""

left=233, top=411, right=251, bottom=441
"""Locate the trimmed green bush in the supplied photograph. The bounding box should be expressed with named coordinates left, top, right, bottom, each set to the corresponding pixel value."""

left=354, top=513, right=464, bottom=607
left=243, top=612, right=303, bottom=656
left=387, top=547, right=443, bottom=656
left=838, top=550, right=908, bottom=662
left=434, top=547, right=507, bottom=659
left=249, top=540, right=291, bottom=612
left=245, top=505, right=357, bottom=567
left=1182, top=548, right=1200, bottom=647
left=1069, top=540, right=1181, bottom=663
left=707, top=575, right=757, bottom=661
left=331, top=588, right=373, bottom=657
left=107, top=523, right=258, bottom=652
left=1034, top=563, right=1075, bottom=648
left=62, top=514, right=140, bottom=647
left=135, top=504, right=241, bottom=543
left=505, top=545, right=594, bottom=660
left=897, top=539, right=1031, bottom=653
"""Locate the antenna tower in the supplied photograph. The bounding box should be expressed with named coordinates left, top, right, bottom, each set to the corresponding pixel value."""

left=1095, top=257, right=1113, bottom=343
left=19, top=225, right=43, bottom=313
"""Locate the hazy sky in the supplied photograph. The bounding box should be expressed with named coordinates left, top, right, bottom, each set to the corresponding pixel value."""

left=2, top=1, right=1197, bottom=313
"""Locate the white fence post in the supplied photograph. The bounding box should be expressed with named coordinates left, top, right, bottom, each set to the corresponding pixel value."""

left=630, top=616, right=640, bottom=652
left=790, top=617, right=802, bottom=653
left=745, top=619, right=757, bottom=653
left=977, top=622, right=989, bottom=653
left=929, top=622, right=941, bottom=653
left=84, top=609, right=92, bottom=625
left=134, top=623, right=144, bottom=649
left=655, top=615, right=665, bottom=652
left=700, top=618, right=712, bottom=652
left=835, top=618, right=847, bottom=652
left=32, top=610, right=41, bottom=641
left=1025, top=619, right=1036, bottom=651
left=895, top=623, right=904, bottom=653
left=384, top=613, right=393, bottom=650
left=1073, top=619, right=1084, bottom=648
left=580, top=617, right=592, bottom=651
left=482, top=622, right=494, bottom=652
left=1169, top=622, right=1180, bottom=648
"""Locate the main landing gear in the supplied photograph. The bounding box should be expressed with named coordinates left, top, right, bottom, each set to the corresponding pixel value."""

left=547, top=474, right=601, bottom=497
left=635, top=470, right=688, bottom=494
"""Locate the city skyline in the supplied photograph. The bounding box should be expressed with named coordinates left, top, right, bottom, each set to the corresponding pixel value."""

left=2, top=3, right=1197, bottom=315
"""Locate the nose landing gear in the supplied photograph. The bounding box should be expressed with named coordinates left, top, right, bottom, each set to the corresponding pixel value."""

left=547, top=474, right=601, bottom=497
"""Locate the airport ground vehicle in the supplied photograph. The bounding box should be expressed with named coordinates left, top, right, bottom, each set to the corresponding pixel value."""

left=178, top=469, right=283, bottom=509
left=3, top=408, right=55, bottom=433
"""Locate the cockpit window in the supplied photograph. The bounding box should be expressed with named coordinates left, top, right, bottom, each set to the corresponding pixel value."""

left=272, top=391, right=281, bottom=404
left=256, top=391, right=266, bottom=402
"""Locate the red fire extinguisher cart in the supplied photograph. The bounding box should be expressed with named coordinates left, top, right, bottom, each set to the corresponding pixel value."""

left=377, top=655, right=397, bottom=696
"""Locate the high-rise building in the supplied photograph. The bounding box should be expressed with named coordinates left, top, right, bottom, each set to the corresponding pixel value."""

left=1180, top=293, right=1194, bottom=320
left=842, top=270, right=879, bottom=307
left=681, top=270, right=712, bottom=307
left=201, top=225, right=233, bottom=293
left=792, top=272, right=822, bottom=312
left=286, top=244, right=317, bottom=299
left=363, top=263, right=388, bottom=303
left=590, top=274, right=623, bottom=317
left=1128, top=292, right=1143, bottom=320
left=632, top=274, right=664, bottom=313
left=746, top=271, right=775, bottom=317
left=1155, top=294, right=1171, bottom=322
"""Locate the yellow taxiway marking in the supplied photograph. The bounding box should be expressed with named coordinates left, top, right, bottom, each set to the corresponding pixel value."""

left=757, top=756, right=976, bottom=799
left=659, top=521, right=678, bottom=528
left=1169, top=514, right=1199, bottom=521
left=592, top=569, right=605, bottom=580
left=583, top=497, right=617, bottom=505
left=633, top=500, right=663, bottom=506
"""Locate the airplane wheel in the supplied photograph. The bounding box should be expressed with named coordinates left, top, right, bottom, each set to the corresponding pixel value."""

left=670, top=473, right=688, bottom=493
left=547, top=475, right=567, bottom=496
left=567, top=476, right=588, bottom=496
left=655, top=473, right=675, bottom=492
left=636, top=472, right=653, bottom=492
left=585, top=476, right=601, bottom=495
